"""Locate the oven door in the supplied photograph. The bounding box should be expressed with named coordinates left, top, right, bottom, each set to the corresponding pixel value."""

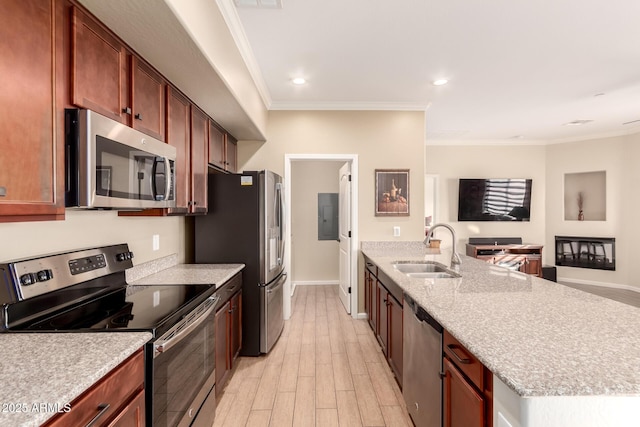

left=150, top=295, right=218, bottom=427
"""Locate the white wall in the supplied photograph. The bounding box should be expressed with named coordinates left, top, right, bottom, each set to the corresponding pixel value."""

left=291, top=161, right=342, bottom=284
left=0, top=211, right=188, bottom=266
left=425, top=144, right=547, bottom=250
left=546, top=133, right=638, bottom=288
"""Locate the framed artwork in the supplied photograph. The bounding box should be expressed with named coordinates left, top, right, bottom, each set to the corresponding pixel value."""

left=375, top=169, right=409, bottom=216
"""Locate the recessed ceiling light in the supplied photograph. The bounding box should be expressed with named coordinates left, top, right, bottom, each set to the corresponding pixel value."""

left=292, top=77, right=306, bottom=85
left=564, top=120, right=593, bottom=126
left=432, top=79, right=449, bottom=86
left=234, top=0, right=283, bottom=8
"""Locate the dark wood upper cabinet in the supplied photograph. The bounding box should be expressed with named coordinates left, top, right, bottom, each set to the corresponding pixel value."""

left=190, top=106, right=209, bottom=214
left=166, top=85, right=191, bottom=214
left=131, top=56, right=166, bottom=141
left=0, top=0, right=65, bottom=222
left=208, top=121, right=226, bottom=170
left=209, top=120, right=238, bottom=173
left=71, top=5, right=128, bottom=123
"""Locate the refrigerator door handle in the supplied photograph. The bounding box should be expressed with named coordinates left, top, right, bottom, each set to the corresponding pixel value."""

left=276, top=182, right=285, bottom=266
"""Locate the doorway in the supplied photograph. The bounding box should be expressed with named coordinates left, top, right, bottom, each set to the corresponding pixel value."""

left=284, top=154, right=359, bottom=320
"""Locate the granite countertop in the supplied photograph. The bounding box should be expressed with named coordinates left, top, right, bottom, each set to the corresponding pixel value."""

left=129, top=263, right=245, bottom=288
left=0, top=332, right=151, bottom=427
left=361, top=241, right=640, bottom=398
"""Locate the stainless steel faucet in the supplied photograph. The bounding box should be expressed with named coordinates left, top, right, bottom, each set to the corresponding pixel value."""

left=424, top=223, right=462, bottom=269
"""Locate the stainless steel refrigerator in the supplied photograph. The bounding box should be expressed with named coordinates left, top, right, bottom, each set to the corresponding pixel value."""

left=195, top=170, right=286, bottom=355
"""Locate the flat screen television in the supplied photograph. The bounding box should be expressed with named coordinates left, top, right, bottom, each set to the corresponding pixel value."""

left=458, top=178, right=532, bottom=221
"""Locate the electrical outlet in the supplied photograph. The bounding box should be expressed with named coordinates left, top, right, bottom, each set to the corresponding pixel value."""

left=393, top=226, right=401, bottom=237
left=152, top=234, right=160, bottom=251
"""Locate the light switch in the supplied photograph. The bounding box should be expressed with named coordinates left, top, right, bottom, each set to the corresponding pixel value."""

left=393, top=226, right=401, bottom=237
left=153, top=234, right=160, bottom=251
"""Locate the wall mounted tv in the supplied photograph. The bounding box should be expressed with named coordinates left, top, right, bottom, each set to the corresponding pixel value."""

left=458, top=178, right=532, bottom=222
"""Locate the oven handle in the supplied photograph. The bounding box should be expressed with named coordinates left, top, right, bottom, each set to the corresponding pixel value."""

left=154, top=295, right=219, bottom=356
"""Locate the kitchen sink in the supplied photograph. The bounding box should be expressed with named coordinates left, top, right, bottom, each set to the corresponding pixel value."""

left=392, top=261, right=461, bottom=279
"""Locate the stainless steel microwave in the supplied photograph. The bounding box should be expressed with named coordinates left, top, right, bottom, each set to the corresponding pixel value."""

left=65, top=109, right=176, bottom=209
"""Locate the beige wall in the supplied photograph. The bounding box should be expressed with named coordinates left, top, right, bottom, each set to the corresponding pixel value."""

left=545, top=133, right=637, bottom=288
left=425, top=144, right=547, bottom=250
left=239, top=110, right=427, bottom=312
left=291, top=161, right=342, bottom=283
left=0, top=211, right=188, bottom=266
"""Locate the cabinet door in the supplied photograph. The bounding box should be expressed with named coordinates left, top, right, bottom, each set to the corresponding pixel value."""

left=208, top=121, right=225, bottom=170
left=387, top=295, right=403, bottom=385
left=230, top=291, right=242, bottom=362
left=523, top=256, right=542, bottom=277
left=376, top=282, right=388, bottom=355
left=166, top=86, right=191, bottom=214
left=0, top=0, right=65, bottom=221
left=131, top=56, right=165, bottom=141
left=107, top=389, right=145, bottom=427
left=443, top=357, right=484, bottom=427
left=71, top=6, right=128, bottom=123
left=215, top=301, right=230, bottom=391
left=190, top=106, right=208, bottom=214
left=364, top=269, right=372, bottom=327
left=226, top=135, right=238, bottom=173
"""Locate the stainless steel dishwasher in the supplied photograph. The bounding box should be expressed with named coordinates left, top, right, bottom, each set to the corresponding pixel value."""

left=403, top=294, right=443, bottom=427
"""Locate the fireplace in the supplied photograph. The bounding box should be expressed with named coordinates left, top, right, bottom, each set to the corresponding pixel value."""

left=555, top=236, right=615, bottom=270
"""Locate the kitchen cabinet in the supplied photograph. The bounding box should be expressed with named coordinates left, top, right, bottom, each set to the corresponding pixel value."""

left=0, top=0, right=65, bottom=222
left=71, top=5, right=129, bottom=124
left=466, top=243, right=543, bottom=277
left=443, top=330, right=492, bottom=427
left=215, top=273, right=243, bottom=394
left=130, top=56, right=166, bottom=141
left=208, top=120, right=238, bottom=173
left=166, top=85, right=192, bottom=214
left=190, top=105, right=209, bottom=214
left=44, top=349, right=145, bottom=427
left=364, top=262, right=377, bottom=332
left=363, top=256, right=403, bottom=387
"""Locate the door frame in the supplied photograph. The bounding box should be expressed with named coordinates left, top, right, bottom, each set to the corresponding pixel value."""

left=284, top=153, right=359, bottom=320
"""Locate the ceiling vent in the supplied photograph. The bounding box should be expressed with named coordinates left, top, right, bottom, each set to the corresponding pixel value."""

left=563, top=120, right=593, bottom=126
left=234, top=0, right=283, bottom=8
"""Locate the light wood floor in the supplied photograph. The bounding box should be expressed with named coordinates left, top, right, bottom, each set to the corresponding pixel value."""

left=213, top=285, right=413, bottom=427
left=560, top=281, right=640, bottom=308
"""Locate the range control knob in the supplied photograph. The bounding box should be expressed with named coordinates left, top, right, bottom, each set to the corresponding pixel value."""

left=19, top=273, right=37, bottom=286
left=116, top=251, right=134, bottom=262
left=37, top=269, right=53, bottom=282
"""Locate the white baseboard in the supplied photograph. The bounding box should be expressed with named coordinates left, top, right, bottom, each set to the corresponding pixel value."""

left=293, top=280, right=340, bottom=286
left=355, top=312, right=369, bottom=320
left=557, top=276, right=640, bottom=293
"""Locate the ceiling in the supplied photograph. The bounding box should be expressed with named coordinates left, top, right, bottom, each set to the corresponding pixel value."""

left=232, top=0, right=640, bottom=142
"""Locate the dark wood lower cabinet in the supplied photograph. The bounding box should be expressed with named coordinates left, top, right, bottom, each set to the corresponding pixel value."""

left=443, top=357, right=484, bottom=427
left=215, top=274, right=243, bottom=395
left=443, top=330, right=493, bottom=427
left=364, top=257, right=403, bottom=387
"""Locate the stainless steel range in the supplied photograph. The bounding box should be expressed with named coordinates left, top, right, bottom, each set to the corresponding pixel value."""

left=0, top=244, right=218, bottom=427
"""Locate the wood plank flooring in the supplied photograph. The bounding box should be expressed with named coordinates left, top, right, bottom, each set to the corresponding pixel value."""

left=559, top=281, right=640, bottom=308
left=213, top=285, right=412, bottom=427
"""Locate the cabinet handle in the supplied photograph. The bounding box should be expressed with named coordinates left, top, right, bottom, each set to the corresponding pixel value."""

left=85, top=403, right=110, bottom=427
left=447, top=344, right=472, bottom=364
left=122, top=107, right=132, bottom=115
left=135, top=113, right=143, bottom=120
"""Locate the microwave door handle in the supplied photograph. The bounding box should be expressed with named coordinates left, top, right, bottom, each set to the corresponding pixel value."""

left=164, top=157, right=171, bottom=201
left=151, top=157, right=160, bottom=200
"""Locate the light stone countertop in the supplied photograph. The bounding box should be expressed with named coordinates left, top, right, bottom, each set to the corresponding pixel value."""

left=0, top=332, right=151, bottom=427
left=361, top=241, right=640, bottom=398
left=129, top=263, right=245, bottom=288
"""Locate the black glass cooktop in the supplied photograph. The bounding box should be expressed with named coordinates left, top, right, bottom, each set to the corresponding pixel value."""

left=12, top=284, right=215, bottom=337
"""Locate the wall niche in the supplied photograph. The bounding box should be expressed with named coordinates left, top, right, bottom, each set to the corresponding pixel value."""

left=564, top=171, right=606, bottom=221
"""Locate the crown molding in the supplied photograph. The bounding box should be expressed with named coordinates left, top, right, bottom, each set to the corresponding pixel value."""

left=269, top=101, right=429, bottom=111
left=216, top=0, right=272, bottom=108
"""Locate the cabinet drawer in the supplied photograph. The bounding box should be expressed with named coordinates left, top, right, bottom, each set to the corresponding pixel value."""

left=216, top=272, right=242, bottom=308
left=45, top=350, right=144, bottom=427
left=443, top=330, right=484, bottom=390
left=365, top=260, right=378, bottom=278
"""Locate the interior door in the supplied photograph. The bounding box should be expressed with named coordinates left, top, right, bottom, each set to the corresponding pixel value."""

left=338, top=162, right=351, bottom=314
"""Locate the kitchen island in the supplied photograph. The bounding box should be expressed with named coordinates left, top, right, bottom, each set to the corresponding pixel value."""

left=361, top=241, right=640, bottom=427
